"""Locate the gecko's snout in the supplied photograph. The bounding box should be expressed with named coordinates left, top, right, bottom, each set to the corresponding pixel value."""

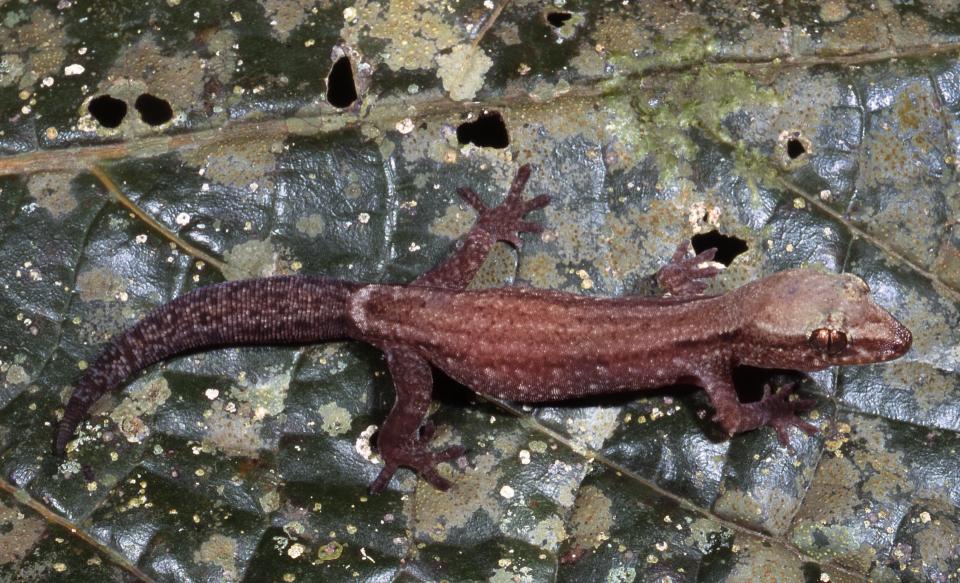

left=851, top=307, right=912, bottom=365
left=886, top=317, right=912, bottom=359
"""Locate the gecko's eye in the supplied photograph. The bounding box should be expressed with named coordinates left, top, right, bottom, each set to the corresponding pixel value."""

left=809, top=328, right=847, bottom=355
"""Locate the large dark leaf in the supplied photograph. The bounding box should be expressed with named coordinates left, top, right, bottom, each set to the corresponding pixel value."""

left=1, top=1, right=957, bottom=581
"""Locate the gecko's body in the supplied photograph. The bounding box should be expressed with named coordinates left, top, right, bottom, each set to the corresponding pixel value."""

left=55, top=166, right=912, bottom=492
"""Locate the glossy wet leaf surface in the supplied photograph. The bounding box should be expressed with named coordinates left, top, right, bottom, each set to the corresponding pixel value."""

left=1, top=1, right=958, bottom=582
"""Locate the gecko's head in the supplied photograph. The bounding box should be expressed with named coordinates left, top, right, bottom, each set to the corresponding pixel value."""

left=735, top=270, right=911, bottom=371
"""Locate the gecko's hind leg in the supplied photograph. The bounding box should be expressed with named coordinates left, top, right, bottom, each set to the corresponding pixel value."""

left=656, top=241, right=722, bottom=297
left=370, top=345, right=466, bottom=494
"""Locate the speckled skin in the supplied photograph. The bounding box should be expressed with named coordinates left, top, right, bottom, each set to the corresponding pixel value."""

left=55, top=165, right=912, bottom=493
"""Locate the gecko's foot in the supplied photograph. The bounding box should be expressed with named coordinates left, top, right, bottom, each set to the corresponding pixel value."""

left=756, top=383, right=818, bottom=447
left=656, top=241, right=722, bottom=297
left=714, top=383, right=818, bottom=448
left=459, top=164, right=551, bottom=249
left=740, top=383, right=817, bottom=449
left=370, top=441, right=467, bottom=494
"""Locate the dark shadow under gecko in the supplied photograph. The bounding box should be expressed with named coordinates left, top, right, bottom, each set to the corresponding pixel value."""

left=55, top=165, right=912, bottom=493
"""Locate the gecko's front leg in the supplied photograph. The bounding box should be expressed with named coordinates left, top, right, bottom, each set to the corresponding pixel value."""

left=370, top=345, right=465, bottom=493
left=699, top=370, right=818, bottom=447
left=413, top=164, right=550, bottom=290
left=656, top=240, right=722, bottom=297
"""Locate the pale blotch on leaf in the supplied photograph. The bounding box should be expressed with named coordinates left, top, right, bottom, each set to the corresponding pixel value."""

left=436, top=44, right=493, bottom=101
left=0, top=499, right=47, bottom=566
left=318, top=402, right=352, bottom=436
left=223, top=238, right=295, bottom=281
left=526, top=515, right=567, bottom=551
left=4, top=364, right=29, bottom=386
left=260, top=488, right=281, bottom=513
left=726, top=538, right=805, bottom=582
left=409, top=453, right=504, bottom=542
left=296, top=213, right=326, bottom=238
left=567, top=485, right=614, bottom=550
left=109, top=376, right=171, bottom=444
left=5, top=9, right=67, bottom=91
left=76, top=266, right=127, bottom=303
left=27, top=173, right=78, bottom=218
left=563, top=406, right=620, bottom=451
left=261, top=0, right=316, bottom=42
left=0, top=54, right=26, bottom=88
left=194, top=534, right=240, bottom=582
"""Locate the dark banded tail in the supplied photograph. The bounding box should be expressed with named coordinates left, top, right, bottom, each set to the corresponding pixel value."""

left=55, top=276, right=358, bottom=455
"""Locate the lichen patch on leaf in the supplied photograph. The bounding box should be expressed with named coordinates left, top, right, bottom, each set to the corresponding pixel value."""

left=409, top=452, right=504, bottom=542
left=108, top=376, right=171, bottom=444
left=75, top=266, right=127, bottom=303
left=0, top=8, right=66, bottom=90
left=195, top=534, right=240, bottom=581
left=184, top=139, right=281, bottom=193
left=567, top=485, right=614, bottom=551
left=343, top=0, right=460, bottom=72
left=26, top=172, right=77, bottom=218
left=223, top=238, right=297, bottom=281
left=260, top=0, right=316, bottom=41
left=436, top=44, right=493, bottom=101
left=0, top=500, right=45, bottom=565
left=317, top=402, right=352, bottom=436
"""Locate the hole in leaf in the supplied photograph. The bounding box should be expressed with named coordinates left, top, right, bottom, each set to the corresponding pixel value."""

left=786, top=137, right=806, bottom=159
left=546, top=11, right=572, bottom=27
left=134, top=94, right=174, bottom=125
left=87, top=95, right=127, bottom=128
left=326, top=56, right=358, bottom=108
left=456, top=112, right=509, bottom=149
left=732, top=367, right=801, bottom=403
left=690, top=230, right=748, bottom=266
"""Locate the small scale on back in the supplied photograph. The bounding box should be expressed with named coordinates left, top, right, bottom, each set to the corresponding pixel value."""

left=55, top=165, right=912, bottom=493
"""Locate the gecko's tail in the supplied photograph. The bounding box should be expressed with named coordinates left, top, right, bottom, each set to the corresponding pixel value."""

left=54, top=276, right=358, bottom=456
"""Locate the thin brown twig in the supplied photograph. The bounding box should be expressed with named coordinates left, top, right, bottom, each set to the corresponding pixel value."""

left=472, top=0, right=511, bottom=49
left=0, top=477, right=157, bottom=582
left=89, top=165, right=227, bottom=273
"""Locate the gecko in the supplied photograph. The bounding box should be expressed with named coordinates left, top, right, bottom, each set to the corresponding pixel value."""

left=54, top=164, right=912, bottom=493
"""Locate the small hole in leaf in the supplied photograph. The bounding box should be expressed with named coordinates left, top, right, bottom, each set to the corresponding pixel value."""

left=456, top=112, right=509, bottom=149
left=546, top=11, right=572, bottom=27
left=87, top=95, right=127, bottom=128
left=786, top=137, right=806, bottom=159
left=326, top=56, right=358, bottom=108
left=690, top=230, right=748, bottom=266
left=134, top=94, right=173, bottom=126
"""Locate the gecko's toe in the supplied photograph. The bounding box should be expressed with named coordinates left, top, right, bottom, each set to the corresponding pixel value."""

left=434, top=445, right=466, bottom=462
left=421, top=469, right=453, bottom=491
left=370, top=461, right=400, bottom=494
left=518, top=220, right=544, bottom=234
left=526, top=194, right=552, bottom=211
left=694, top=247, right=718, bottom=264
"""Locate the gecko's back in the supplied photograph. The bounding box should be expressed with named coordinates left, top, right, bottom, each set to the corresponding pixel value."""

left=348, top=284, right=733, bottom=401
